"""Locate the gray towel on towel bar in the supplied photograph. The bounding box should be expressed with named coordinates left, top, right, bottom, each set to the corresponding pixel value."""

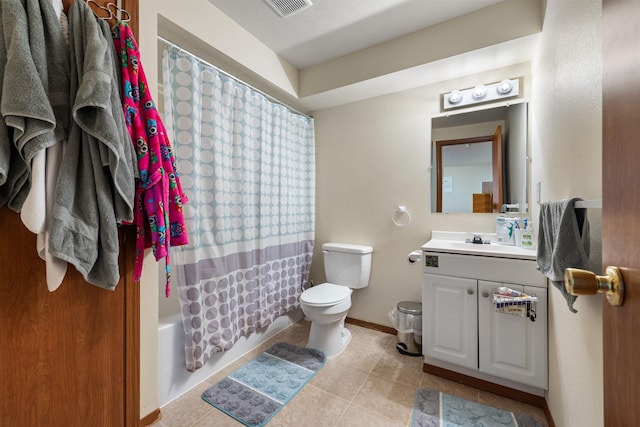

left=537, top=198, right=590, bottom=313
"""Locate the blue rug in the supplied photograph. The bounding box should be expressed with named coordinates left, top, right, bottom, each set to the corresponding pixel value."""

left=202, top=342, right=325, bottom=427
left=412, top=388, right=544, bottom=427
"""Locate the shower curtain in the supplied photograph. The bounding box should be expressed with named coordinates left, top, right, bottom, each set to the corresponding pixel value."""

left=161, top=43, right=315, bottom=372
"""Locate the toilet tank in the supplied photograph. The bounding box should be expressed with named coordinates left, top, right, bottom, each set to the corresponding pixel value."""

left=322, top=243, right=373, bottom=289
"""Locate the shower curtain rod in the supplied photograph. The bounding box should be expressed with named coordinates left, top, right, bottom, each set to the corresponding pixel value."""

left=157, top=36, right=312, bottom=119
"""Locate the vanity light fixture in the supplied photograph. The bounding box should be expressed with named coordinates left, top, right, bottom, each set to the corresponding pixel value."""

left=443, top=78, right=520, bottom=110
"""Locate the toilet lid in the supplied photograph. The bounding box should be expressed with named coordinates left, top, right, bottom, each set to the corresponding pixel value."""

left=300, top=283, right=351, bottom=306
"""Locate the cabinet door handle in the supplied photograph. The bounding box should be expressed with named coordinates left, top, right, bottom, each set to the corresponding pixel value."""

left=467, top=288, right=475, bottom=295
left=482, top=291, right=490, bottom=298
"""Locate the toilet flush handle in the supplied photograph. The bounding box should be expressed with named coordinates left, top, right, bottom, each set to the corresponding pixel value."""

left=322, top=250, right=330, bottom=255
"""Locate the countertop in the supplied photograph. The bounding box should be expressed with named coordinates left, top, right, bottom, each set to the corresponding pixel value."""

left=422, top=231, right=537, bottom=260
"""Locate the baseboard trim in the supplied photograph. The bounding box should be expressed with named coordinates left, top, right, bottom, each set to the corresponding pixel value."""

left=423, top=363, right=545, bottom=408
left=345, top=317, right=396, bottom=335
left=140, top=408, right=161, bottom=427
left=543, top=399, right=556, bottom=427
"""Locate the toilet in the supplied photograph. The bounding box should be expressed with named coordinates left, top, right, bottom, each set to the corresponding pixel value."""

left=300, top=242, right=373, bottom=357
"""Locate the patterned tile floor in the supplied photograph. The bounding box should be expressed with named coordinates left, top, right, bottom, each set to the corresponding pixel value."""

left=152, top=320, right=548, bottom=427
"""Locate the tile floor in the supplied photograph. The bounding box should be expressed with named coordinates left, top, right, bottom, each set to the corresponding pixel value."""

left=153, top=320, right=548, bottom=427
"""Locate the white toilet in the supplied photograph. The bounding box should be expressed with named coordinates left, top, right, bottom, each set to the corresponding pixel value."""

left=300, top=242, right=373, bottom=357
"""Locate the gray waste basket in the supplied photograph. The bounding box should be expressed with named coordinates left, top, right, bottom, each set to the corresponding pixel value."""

left=390, top=301, right=422, bottom=357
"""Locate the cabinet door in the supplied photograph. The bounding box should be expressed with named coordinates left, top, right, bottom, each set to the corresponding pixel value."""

left=423, top=274, right=478, bottom=370
left=478, top=281, right=548, bottom=389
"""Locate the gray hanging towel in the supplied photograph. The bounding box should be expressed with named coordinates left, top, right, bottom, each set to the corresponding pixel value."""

left=49, top=0, right=135, bottom=290
left=0, top=0, right=63, bottom=211
left=537, top=198, right=590, bottom=313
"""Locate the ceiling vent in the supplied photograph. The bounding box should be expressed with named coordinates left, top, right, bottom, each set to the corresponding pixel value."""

left=264, top=0, right=313, bottom=18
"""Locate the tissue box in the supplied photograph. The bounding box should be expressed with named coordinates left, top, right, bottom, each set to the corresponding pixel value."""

left=496, top=216, right=518, bottom=245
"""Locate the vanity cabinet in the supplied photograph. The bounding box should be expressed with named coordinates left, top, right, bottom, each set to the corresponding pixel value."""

left=421, top=240, right=547, bottom=394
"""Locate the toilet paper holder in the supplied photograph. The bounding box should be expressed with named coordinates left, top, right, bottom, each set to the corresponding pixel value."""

left=407, top=250, right=421, bottom=264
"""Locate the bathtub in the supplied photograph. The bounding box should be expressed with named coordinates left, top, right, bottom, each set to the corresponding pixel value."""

left=158, top=310, right=303, bottom=407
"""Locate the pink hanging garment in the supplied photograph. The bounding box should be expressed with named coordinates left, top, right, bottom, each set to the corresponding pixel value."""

left=113, top=22, right=189, bottom=296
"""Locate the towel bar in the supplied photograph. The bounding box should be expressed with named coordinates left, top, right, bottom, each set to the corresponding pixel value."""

left=573, top=199, right=602, bottom=209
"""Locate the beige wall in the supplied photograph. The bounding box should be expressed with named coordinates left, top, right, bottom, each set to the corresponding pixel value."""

left=311, top=63, right=531, bottom=326
left=138, top=1, right=159, bottom=418
left=531, top=0, right=603, bottom=425
left=137, top=0, right=603, bottom=424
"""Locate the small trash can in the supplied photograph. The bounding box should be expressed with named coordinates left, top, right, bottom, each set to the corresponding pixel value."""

left=389, top=301, right=422, bottom=357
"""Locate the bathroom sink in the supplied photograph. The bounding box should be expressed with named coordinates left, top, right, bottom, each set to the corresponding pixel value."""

left=422, top=232, right=537, bottom=260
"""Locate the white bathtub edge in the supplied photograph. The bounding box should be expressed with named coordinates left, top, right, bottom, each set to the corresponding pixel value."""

left=157, top=309, right=303, bottom=407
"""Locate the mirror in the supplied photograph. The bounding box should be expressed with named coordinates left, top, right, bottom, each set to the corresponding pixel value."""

left=430, top=102, right=528, bottom=214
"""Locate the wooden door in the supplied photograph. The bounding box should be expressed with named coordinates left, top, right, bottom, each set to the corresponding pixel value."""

left=602, top=0, right=640, bottom=425
left=435, top=131, right=499, bottom=213
left=64, top=0, right=139, bottom=37
left=0, top=212, right=138, bottom=427
left=0, top=1, right=140, bottom=426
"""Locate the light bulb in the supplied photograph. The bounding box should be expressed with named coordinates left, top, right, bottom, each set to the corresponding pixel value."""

left=448, top=90, right=462, bottom=104
left=472, top=85, right=486, bottom=99
left=497, top=79, right=513, bottom=94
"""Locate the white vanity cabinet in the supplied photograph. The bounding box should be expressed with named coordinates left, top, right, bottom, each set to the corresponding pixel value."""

left=422, top=234, right=548, bottom=395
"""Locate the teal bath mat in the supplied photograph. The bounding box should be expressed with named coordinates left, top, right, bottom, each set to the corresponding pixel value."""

left=412, top=388, right=544, bottom=427
left=202, top=342, right=325, bottom=427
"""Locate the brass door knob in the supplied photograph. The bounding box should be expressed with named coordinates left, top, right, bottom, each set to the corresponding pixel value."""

left=564, top=266, right=624, bottom=306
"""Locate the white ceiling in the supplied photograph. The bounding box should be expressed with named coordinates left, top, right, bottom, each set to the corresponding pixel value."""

left=203, top=0, right=544, bottom=111
left=208, top=0, right=504, bottom=69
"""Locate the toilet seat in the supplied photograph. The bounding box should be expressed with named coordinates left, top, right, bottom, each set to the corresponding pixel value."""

left=300, top=283, right=351, bottom=307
